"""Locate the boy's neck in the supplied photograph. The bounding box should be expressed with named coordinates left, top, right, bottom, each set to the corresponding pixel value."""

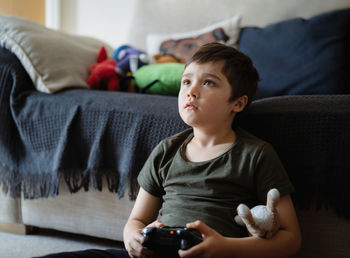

left=185, top=127, right=236, bottom=162
left=191, top=126, right=236, bottom=147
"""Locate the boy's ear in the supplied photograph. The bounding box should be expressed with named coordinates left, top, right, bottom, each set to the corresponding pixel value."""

left=232, top=95, right=248, bottom=113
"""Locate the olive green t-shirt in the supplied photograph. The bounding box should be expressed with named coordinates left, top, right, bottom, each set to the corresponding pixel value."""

left=137, top=128, right=294, bottom=237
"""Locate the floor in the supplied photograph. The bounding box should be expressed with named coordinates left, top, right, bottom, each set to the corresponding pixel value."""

left=0, top=227, right=125, bottom=258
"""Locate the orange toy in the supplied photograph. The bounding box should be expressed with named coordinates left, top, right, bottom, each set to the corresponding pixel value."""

left=153, top=53, right=184, bottom=64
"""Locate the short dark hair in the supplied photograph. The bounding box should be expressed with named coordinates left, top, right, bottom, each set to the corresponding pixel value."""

left=185, top=42, right=260, bottom=106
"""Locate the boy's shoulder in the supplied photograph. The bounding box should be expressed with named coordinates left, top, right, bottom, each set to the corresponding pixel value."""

left=160, top=128, right=193, bottom=149
left=147, top=129, right=192, bottom=161
left=235, top=127, right=272, bottom=152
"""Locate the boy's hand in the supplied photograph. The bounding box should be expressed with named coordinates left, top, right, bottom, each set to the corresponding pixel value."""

left=125, top=219, right=164, bottom=258
left=178, top=220, right=226, bottom=258
left=146, top=219, right=164, bottom=228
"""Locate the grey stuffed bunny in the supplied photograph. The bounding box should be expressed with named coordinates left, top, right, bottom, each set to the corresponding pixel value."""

left=234, top=188, right=280, bottom=239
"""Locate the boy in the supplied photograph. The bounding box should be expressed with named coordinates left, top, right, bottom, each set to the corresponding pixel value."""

left=124, top=42, right=301, bottom=257
left=37, top=43, right=300, bottom=258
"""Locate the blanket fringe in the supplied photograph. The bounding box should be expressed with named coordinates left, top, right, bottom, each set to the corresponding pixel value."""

left=0, top=163, right=130, bottom=200
left=0, top=165, right=60, bottom=199
left=1, top=163, right=349, bottom=219
left=0, top=162, right=22, bottom=198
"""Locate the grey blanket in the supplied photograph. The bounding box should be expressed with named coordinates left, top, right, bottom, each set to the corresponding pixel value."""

left=0, top=47, right=188, bottom=199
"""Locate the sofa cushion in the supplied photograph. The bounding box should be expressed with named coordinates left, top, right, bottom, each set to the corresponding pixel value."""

left=146, top=15, right=241, bottom=63
left=0, top=15, right=112, bottom=93
left=239, top=8, right=350, bottom=99
left=0, top=185, right=22, bottom=224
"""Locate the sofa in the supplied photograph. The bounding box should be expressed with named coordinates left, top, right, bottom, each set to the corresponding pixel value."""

left=1, top=0, right=350, bottom=257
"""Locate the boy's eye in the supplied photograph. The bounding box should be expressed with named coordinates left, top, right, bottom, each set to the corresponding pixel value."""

left=203, top=80, right=215, bottom=86
left=182, top=79, right=191, bottom=85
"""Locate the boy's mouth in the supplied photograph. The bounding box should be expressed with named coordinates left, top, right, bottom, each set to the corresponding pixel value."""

left=185, top=102, right=198, bottom=110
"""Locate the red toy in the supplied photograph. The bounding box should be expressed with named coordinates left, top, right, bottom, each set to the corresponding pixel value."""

left=87, top=46, right=120, bottom=91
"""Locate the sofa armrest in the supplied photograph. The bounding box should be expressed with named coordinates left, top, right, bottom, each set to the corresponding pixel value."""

left=236, top=95, right=350, bottom=219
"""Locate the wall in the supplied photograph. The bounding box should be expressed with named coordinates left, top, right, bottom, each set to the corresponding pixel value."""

left=60, top=0, right=136, bottom=49
left=0, top=0, right=45, bottom=24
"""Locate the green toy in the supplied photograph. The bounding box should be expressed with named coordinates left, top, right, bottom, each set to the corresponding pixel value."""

left=133, top=63, right=185, bottom=96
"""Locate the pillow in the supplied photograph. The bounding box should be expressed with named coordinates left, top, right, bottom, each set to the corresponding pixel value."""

left=239, top=8, right=350, bottom=100
left=0, top=15, right=112, bottom=93
left=157, top=27, right=231, bottom=63
left=134, top=63, right=185, bottom=96
left=146, top=15, right=241, bottom=63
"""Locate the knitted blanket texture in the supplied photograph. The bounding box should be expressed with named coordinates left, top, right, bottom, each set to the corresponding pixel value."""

left=0, top=47, right=188, bottom=200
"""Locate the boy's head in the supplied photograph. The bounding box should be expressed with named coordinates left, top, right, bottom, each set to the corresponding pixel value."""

left=185, top=42, right=259, bottom=107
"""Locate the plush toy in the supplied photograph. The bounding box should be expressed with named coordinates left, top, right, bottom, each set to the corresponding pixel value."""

left=133, top=63, right=185, bottom=96
left=153, top=53, right=184, bottom=64
left=87, top=46, right=120, bottom=91
left=234, top=188, right=280, bottom=239
left=113, top=45, right=149, bottom=76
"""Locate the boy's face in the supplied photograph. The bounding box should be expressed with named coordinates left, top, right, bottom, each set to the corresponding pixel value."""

left=178, top=61, right=238, bottom=129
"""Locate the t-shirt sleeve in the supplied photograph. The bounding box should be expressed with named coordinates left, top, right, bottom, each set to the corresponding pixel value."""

left=137, top=142, right=165, bottom=198
left=254, top=143, right=295, bottom=203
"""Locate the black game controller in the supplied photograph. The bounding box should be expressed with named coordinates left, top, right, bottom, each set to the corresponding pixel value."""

left=142, top=226, right=202, bottom=257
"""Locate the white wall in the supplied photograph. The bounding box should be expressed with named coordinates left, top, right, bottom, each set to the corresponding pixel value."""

left=54, top=0, right=136, bottom=48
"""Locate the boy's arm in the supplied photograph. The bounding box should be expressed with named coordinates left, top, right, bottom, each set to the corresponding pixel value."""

left=179, top=195, right=301, bottom=258
left=123, top=187, right=163, bottom=257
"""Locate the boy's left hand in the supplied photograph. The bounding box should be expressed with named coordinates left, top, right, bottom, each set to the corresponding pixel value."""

left=178, top=220, right=227, bottom=258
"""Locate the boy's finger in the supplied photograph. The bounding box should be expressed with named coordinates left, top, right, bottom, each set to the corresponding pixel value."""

left=147, top=219, right=164, bottom=228
left=138, top=234, right=145, bottom=244
left=128, top=239, right=143, bottom=256
left=134, top=229, right=145, bottom=243
left=154, top=219, right=164, bottom=228
left=178, top=244, right=204, bottom=258
left=186, top=220, right=211, bottom=236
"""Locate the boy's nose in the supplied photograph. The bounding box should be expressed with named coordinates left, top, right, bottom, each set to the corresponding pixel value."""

left=187, top=85, right=199, bottom=98
left=186, top=92, right=197, bottom=98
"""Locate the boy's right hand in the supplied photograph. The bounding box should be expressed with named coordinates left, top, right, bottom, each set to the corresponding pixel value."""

left=125, top=219, right=164, bottom=258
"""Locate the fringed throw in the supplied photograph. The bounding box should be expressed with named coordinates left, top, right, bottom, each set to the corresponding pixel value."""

left=0, top=47, right=188, bottom=200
